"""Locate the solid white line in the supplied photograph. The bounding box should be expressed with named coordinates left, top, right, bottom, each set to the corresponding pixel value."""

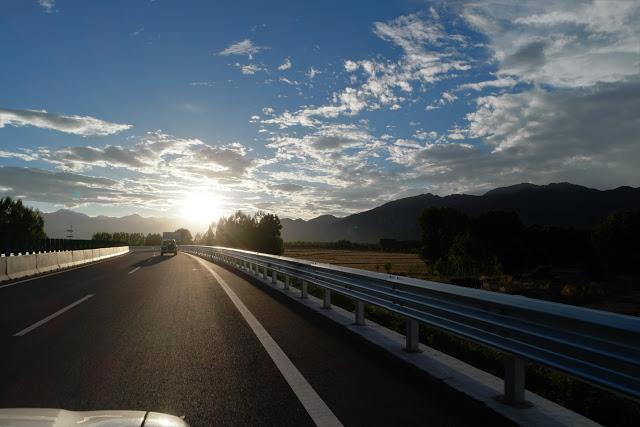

left=13, top=294, right=94, bottom=337
left=128, top=266, right=141, bottom=275
left=189, top=254, right=342, bottom=427
left=0, top=252, right=130, bottom=290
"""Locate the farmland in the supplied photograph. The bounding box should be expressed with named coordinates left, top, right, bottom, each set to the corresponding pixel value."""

left=283, top=248, right=428, bottom=277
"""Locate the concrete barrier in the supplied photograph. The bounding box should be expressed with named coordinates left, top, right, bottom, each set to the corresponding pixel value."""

left=58, top=251, right=73, bottom=269
left=0, top=246, right=129, bottom=282
left=0, top=257, right=8, bottom=282
left=72, top=250, right=86, bottom=266
left=36, top=252, right=59, bottom=274
left=7, top=253, right=38, bottom=279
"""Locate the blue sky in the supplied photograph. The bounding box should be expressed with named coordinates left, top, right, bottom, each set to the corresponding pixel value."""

left=1, top=0, right=639, bottom=227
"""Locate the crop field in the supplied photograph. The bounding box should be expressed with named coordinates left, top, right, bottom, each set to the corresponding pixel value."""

left=283, top=249, right=429, bottom=277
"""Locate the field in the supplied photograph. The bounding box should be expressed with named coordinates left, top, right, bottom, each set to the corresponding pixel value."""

left=283, top=249, right=429, bottom=277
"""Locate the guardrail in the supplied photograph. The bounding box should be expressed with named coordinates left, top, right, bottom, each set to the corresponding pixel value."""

left=181, top=245, right=640, bottom=406
left=0, top=246, right=129, bottom=282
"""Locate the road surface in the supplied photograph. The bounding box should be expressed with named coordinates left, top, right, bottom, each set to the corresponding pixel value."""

left=0, top=250, right=513, bottom=426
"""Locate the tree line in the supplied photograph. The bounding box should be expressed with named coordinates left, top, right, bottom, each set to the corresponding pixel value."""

left=1, top=197, right=46, bottom=242
left=193, top=211, right=284, bottom=255
left=419, top=207, right=640, bottom=279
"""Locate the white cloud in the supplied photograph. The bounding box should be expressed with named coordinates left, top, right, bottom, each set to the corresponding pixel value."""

left=278, top=57, right=292, bottom=70
left=461, top=0, right=640, bottom=87
left=306, top=66, right=321, bottom=80
left=218, top=39, right=268, bottom=59
left=240, top=64, right=261, bottom=75
left=266, top=11, right=471, bottom=128
left=38, top=0, right=54, bottom=13
left=457, top=77, right=518, bottom=91
left=0, top=108, right=132, bottom=136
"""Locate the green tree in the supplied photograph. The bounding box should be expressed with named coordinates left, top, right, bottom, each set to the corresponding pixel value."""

left=92, top=232, right=113, bottom=241
left=202, top=223, right=216, bottom=246
left=145, top=233, right=162, bottom=245
left=175, top=228, right=193, bottom=244
left=0, top=197, right=46, bottom=242
left=255, top=212, right=284, bottom=255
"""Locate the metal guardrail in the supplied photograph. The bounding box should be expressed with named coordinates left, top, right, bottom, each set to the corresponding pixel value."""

left=180, top=245, right=640, bottom=406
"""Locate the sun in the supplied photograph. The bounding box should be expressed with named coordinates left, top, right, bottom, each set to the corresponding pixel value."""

left=181, top=191, right=221, bottom=225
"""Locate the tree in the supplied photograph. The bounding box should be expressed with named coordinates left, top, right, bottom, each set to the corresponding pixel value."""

left=145, top=233, right=162, bottom=245
left=592, top=210, right=640, bottom=274
left=0, top=197, right=46, bottom=242
left=175, top=228, right=193, bottom=244
left=92, top=232, right=113, bottom=241
left=202, top=223, right=216, bottom=246
left=255, top=212, right=284, bottom=255
left=472, top=211, right=525, bottom=275
left=214, top=211, right=283, bottom=254
left=419, top=207, right=470, bottom=264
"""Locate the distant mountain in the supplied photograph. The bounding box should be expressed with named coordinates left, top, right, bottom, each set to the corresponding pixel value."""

left=42, top=210, right=188, bottom=239
left=280, top=183, right=640, bottom=243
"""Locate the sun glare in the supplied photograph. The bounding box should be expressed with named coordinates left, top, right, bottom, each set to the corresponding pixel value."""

left=181, top=191, right=221, bottom=225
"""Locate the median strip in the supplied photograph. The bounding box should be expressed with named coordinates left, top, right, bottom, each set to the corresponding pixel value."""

left=13, top=294, right=94, bottom=337
left=189, top=254, right=343, bottom=427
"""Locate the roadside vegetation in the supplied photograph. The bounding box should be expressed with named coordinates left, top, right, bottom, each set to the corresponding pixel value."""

left=192, top=211, right=284, bottom=255
left=0, top=196, right=46, bottom=242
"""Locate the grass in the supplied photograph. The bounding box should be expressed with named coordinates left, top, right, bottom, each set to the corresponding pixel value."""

left=282, top=248, right=640, bottom=426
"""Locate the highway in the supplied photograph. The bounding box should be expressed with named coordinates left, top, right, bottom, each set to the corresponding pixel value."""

left=0, top=250, right=512, bottom=426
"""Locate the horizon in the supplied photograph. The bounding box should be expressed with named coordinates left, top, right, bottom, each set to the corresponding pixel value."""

left=1, top=0, right=639, bottom=225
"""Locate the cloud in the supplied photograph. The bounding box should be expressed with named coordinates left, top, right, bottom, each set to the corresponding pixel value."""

left=461, top=0, right=640, bottom=87
left=240, top=64, right=261, bottom=75
left=218, top=39, right=268, bottom=59
left=386, top=80, right=640, bottom=194
left=457, top=77, right=518, bottom=91
left=0, top=108, right=132, bottom=136
left=266, top=11, right=472, bottom=128
left=38, top=0, right=54, bottom=13
left=0, top=166, right=126, bottom=206
left=278, top=58, right=292, bottom=71
left=306, top=66, right=321, bottom=79
left=18, top=131, right=257, bottom=183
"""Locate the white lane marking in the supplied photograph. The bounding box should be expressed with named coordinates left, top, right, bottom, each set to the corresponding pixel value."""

left=189, top=254, right=342, bottom=427
left=14, top=294, right=94, bottom=337
left=0, top=252, right=131, bottom=290
left=128, top=266, right=141, bottom=275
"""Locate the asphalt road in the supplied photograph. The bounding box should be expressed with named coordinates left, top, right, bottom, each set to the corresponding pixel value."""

left=0, top=250, right=512, bottom=426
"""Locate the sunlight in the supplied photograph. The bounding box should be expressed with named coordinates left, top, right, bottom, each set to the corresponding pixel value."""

left=181, top=191, right=221, bottom=225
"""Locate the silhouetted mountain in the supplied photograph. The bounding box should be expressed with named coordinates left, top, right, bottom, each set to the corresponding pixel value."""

left=281, top=183, right=640, bottom=243
left=280, top=215, right=341, bottom=242
left=42, top=210, right=189, bottom=239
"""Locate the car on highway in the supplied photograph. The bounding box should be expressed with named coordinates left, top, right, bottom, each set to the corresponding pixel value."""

left=160, top=239, right=178, bottom=256
left=0, top=408, right=189, bottom=426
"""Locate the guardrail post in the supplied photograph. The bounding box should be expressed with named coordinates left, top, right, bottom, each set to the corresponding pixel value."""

left=502, top=355, right=527, bottom=406
left=323, top=288, right=331, bottom=309
left=301, top=281, right=308, bottom=298
left=272, top=269, right=277, bottom=285
left=355, top=301, right=365, bottom=325
left=404, top=319, right=420, bottom=352
left=284, top=275, right=290, bottom=290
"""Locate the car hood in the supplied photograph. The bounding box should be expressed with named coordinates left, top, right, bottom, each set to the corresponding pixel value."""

left=0, top=408, right=188, bottom=427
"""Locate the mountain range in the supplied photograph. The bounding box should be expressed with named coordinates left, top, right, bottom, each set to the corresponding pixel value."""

left=279, top=183, right=640, bottom=242
left=42, top=210, right=187, bottom=240
left=41, top=183, right=640, bottom=242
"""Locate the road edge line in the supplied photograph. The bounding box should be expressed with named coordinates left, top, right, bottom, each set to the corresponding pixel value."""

left=189, top=254, right=343, bottom=427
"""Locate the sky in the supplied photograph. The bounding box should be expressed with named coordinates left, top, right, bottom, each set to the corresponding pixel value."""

left=0, top=0, right=639, bottom=227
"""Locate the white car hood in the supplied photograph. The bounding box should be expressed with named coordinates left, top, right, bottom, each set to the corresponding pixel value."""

left=0, top=408, right=188, bottom=427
